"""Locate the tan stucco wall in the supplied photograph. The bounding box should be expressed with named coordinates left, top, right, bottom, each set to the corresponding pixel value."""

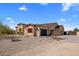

left=76, top=31, right=79, bottom=36
left=24, top=26, right=34, bottom=36
left=16, top=25, right=24, bottom=34
left=37, top=28, right=40, bottom=36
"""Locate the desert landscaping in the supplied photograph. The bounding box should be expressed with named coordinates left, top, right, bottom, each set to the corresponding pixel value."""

left=0, top=35, right=79, bottom=56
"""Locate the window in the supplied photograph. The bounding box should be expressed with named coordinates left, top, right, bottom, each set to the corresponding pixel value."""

left=27, top=28, right=32, bottom=33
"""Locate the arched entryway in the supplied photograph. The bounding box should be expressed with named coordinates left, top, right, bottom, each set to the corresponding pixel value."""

left=40, top=29, right=47, bottom=36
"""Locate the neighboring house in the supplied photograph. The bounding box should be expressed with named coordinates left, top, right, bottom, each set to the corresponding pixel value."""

left=15, top=23, right=64, bottom=36
left=64, top=31, right=76, bottom=35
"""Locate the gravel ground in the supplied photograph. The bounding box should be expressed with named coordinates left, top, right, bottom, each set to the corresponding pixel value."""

left=0, top=35, right=79, bottom=56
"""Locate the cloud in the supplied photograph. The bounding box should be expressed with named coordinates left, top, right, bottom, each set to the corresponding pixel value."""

left=9, top=25, right=15, bottom=30
left=10, top=20, right=14, bottom=23
left=59, top=18, right=66, bottom=22
left=72, top=14, right=78, bottom=17
left=62, top=3, right=72, bottom=11
left=63, top=24, right=74, bottom=31
left=6, top=17, right=13, bottom=20
left=68, top=18, right=72, bottom=21
left=62, top=3, right=79, bottom=11
left=6, top=17, right=14, bottom=23
left=40, top=3, right=48, bottom=6
left=19, top=5, right=28, bottom=11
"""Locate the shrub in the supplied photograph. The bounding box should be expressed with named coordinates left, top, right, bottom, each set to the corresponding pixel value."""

left=0, top=22, right=15, bottom=36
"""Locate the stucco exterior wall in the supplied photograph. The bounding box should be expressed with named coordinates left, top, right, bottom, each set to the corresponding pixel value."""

left=16, top=25, right=24, bottom=34
left=36, top=27, right=40, bottom=36
left=76, top=31, right=79, bottom=36
left=24, top=25, right=34, bottom=36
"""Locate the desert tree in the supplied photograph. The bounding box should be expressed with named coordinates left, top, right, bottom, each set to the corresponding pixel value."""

left=73, top=28, right=79, bottom=32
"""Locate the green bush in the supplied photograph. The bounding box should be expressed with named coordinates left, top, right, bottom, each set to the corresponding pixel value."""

left=0, top=22, right=15, bottom=36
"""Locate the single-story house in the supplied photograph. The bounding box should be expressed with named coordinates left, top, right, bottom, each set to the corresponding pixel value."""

left=15, top=23, right=64, bottom=36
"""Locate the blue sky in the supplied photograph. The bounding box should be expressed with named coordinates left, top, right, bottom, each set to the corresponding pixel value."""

left=0, top=3, right=79, bottom=31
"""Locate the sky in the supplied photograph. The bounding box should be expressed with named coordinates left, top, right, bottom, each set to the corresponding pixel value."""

left=0, top=3, right=79, bottom=31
